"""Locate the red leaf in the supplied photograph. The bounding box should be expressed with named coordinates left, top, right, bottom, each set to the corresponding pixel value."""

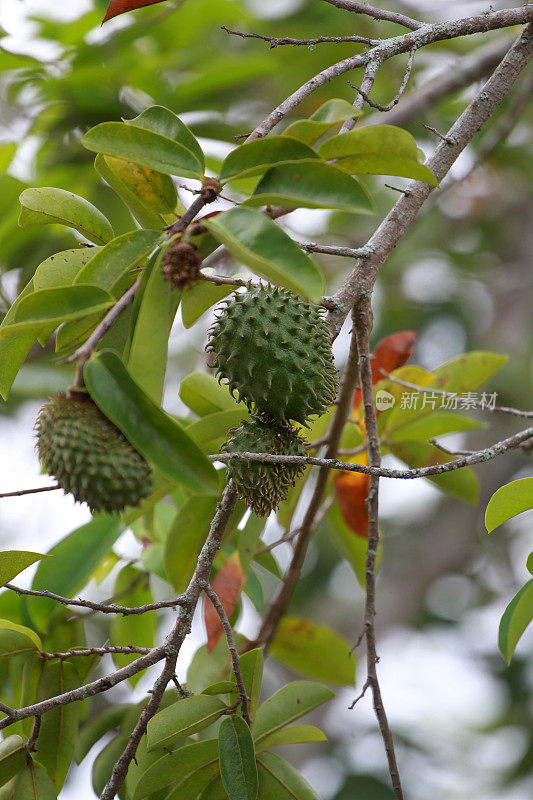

left=335, top=468, right=370, bottom=539
left=204, top=552, right=245, bottom=653
left=354, top=330, right=416, bottom=410
left=102, top=0, right=167, bottom=24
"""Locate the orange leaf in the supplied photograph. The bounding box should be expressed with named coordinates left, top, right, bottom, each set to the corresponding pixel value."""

left=204, top=552, right=245, bottom=653
left=102, top=0, right=167, bottom=24
left=354, top=330, right=416, bottom=410
left=334, top=453, right=370, bottom=539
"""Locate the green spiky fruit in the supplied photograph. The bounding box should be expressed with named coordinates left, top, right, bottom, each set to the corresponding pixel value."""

left=221, top=418, right=307, bottom=516
left=36, top=392, right=152, bottom=513
left=206, top=285, right=338, bottom=425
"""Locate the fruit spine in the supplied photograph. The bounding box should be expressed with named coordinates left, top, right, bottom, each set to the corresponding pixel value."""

left=206, top=285, right=338, bottom=425
left=36, top=391, right=152, bottom=513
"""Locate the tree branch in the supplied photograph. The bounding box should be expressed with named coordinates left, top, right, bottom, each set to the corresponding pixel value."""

left=348, top=48, right=414, bottom=112
left=203, top=583, right=251, bottom=726
left=5, top=584, right=187, bottom=615
left=221, top=25, right=377, bottom=47
left=321, top=0, right=422, bottom=30
left=353, top=298, right=402, bottom=799
left=0, top=484, right=60, bottom=500
left=40, top=646, right=152, bottom=660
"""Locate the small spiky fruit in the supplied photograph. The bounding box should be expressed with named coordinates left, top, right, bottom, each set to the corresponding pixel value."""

left=36, top=392, right=152, bottom=513
left=221, top=418, right=307, bottom=516
left=161, top=239, right=201, bottom=290
left=206, top=286, right=338, bottom=425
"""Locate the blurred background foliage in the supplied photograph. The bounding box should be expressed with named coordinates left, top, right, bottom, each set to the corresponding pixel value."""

left=0, top=1, right=531, bottom=799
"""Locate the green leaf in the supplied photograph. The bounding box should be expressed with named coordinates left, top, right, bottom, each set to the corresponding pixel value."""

left=0, top=286, right=114, bottom=336
left=219, top=137, right=319, bottom=183
left=498, top=579, right=533, bottom=663
left=386, top=412, right=482, bottom=443
left=147, top=695, right=228, bottom=750
left=202, top=681, right=237, bottom=696
left=231, top=650, right=263, bottom=721
left=164, top=496, right=219, bottom=591
left=187, top=410, right=249, bottom=452
left=133, top=739, right=218, bottom=800
left=218, top=716, right=258, bottom=800
left=180, top=372, right=238, bottom=416
left=27, top=515, right=123, bottom=632
left=84, top=350, right=218, bottom=494
left=18, top=187, right=113, bottom=245
left=126, top=250, right=180, bottom=402
left=0, top=736, right=26, bottom=787
left=13, top=760, right=56, bottom=800
left=253, top=681, right=335, bottom=743
left=75, top=230, right=162, bottom=291
left=283, top=98, right=362, bottom=145
left=33, top=248, right=97, bottom=291
left=256, top=725, right=327, bottom=752
left=82, top=106, right=204, bottom=180
left=256, top=752, right=320, bottom=800
left=0, top=620, right=42, bottom=657
left=96, top=155, right=178, bottom=216
left=388, top=440, right=479, bottom=504
left=34, top=661, right=79, bottom=790
left=322, top=503, right=377, bottom=588
left=318, top=125, right=438, bottom=185
left=271, top=616, right=356, bottom=686
left=486, top=478, right=533, bottom=533
left=75, top=706, right=128, bottom=764
left=0, top=280, right=39, bottom=401
left=164, top=762, right=220, bottom=800
left=182, top=281, right=233, bottom=329
left=431, top=351, right=508, bottom=393
left=95, top=154, right=169, bottom=230
left=110, top=566, right=156, bottom=686
left=244, top=162, right=373, bottom=214
left=0, top=552, right=45, bottom=588
left=204, top=207, right=323, bottom=298
left=527, top=552, right=533, bottom=575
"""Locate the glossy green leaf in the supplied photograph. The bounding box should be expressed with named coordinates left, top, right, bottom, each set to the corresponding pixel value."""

left=283, top=99, right=362, bottom=145
left=18, top=187, right=113, bottom=245
left=95, top=154, right=168, bottom=230
left=0, top=285, right=113, bottom=336
left=147, top=695, right=228, bottom=750
left=389, top=441, right=479, bottom=504
left=35, top=661, right=79, bottom=790
left=27, top=515, right=123, bottom=632
left=253, top=681, right=335, bottom=743
left=126, top=250, right=181, bottom=402
left=75, top=706, right=129, bottom=764
left=230, top=650, right=263, bottom=721
left=204, top=207, right=323, bottom=298
left=110, top=566, right=156, bottom=686
left=244, top=162, right=373, bottom=214
left=256, top=725, right=327, bottom=752
left=256, top=752, right=320, bottom=800
left=219, top=136, right=318, bottom=183
left=179, top=371, right=237, bottom=416
left=0, top=620, right=41, bottom=657
left=527, top=553, right=533, bottom=575
left=187, top=410, right=249, bottom=451
left=218, top=715, right=258, bottom=800
left=498, top=579, right=533, bottom=663
left=164, top=496, right=219, bottom=591
left=12, top=760, right=56, bottom=800
left=165, top=762, right=220, bottom=800
left=386, top=411, right=482, bottom=443
left=271, top=616, right=356, bottom=686
left=186, top=635, right=245, bottom=696
left=75, top=230, right=162, bottom=291
left=430, top=351, right=508, bottom=393
left=202, top=681, right=237, bottom=696
left=33, top=248, right=97, bottom=291
left=486, top=478, right=533, bottom=533
left=98, top=155, right=178, bottom=215
left=82, top=107, right=204, bottom=180
left=318, top=125, right=438, bottom=185
left=133, top=739, right=218, bottom=799
left=182, top=281, right=233, bottom=329
left=84, top=350, right=218, bottom=494
left=0, top=280, right=39, bottom=401
left=0, top=551, right=45, bottom=588
left=0, top=736, right=26, bottom=787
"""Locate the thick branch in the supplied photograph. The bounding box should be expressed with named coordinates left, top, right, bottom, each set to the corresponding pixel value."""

left=328, top=24, right=533, bottom=338
left=246, top=8, right=533, bottom=141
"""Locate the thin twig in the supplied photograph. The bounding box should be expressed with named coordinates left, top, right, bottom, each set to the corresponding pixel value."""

left=0, top=484, right=60, bottom=500
left=423, top=124, right=458, bottom=146
left=343, top=59, right=380, bottom=132
left=384, top=184, right=411, bottom=195
left=302, top=242, right=373, bottom=258
left=429, top=439, right=474, bottom=457
left=322, top=0, right=422, bottom=31
left=26, top=716, right=41, bottom=754
left=40, top=646, right=152, bottom=660
left=348, top=48, right=414, bottom=112
left=353, top=300, right=403, bottom=799
left=221, top=25, right=377, bottom=47
left=5, top=584, right=187, bottom=615
left=212, top=425, right=533, bottom=478
left=203, top=584, right=251, bottom=726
